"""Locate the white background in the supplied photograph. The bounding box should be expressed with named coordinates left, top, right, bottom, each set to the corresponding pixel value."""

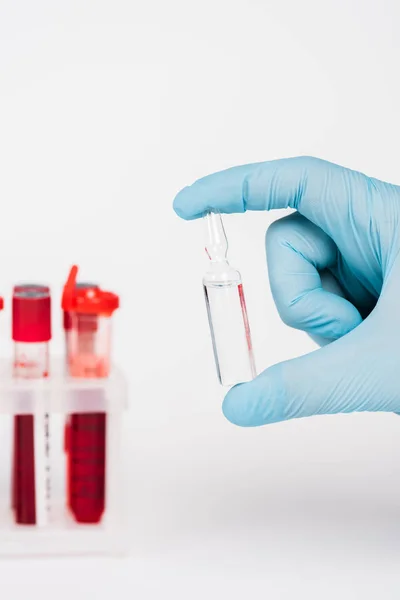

left=1, top=0, right=400, bottom=597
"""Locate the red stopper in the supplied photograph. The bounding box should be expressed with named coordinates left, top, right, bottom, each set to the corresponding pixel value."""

left=62, top=266, right=119, bottom=317
left=12, top=287, right=51, bottom=343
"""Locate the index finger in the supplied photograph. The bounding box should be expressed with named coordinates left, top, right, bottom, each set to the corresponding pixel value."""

left=173, top=156, right=365, bottom=238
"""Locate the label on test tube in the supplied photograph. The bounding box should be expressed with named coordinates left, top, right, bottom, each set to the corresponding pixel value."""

left=203, top=211, right=256, bottom=386
left=34, top=412, right=50, bottom=526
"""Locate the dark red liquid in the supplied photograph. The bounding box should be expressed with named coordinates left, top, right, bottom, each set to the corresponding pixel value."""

left=68, top=413, right=106, bottom=524
left=64, top=417, right=72, bottom=510
left=13, top=415, right=36, bottom=524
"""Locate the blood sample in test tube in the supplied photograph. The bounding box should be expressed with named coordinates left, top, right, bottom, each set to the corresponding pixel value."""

left=62, top=266, right=119, bottom=524
left=12, top=284, right=51, bottom=525
left=63, top=281, right=99, bottom=512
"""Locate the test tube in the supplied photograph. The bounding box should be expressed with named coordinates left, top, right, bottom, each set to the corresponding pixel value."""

left=203, top=211, right=256, bottom=386
left=62, top=266, right=119, bottom=524
left=63, top=281, right=99, bottom=511
left=12, top=284, right=51, bottom=525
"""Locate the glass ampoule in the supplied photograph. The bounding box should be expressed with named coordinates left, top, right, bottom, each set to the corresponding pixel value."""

left=203, top=210, right=256, bottom=386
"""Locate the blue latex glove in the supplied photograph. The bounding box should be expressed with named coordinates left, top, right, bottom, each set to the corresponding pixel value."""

left=173, top=157, right=400, bottom=426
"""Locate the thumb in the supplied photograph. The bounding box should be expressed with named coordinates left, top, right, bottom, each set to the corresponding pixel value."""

left=222, top=311, right=393, bottom=426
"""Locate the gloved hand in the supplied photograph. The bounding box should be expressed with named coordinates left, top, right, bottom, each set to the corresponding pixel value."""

left=173, top=156, right=400, bottom=426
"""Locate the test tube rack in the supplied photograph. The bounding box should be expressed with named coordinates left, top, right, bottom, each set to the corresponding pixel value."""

left=0, top=358, right=128, bottom=557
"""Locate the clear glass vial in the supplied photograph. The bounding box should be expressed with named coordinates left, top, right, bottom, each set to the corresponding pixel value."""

left=203, top=211, right=256, bottom=386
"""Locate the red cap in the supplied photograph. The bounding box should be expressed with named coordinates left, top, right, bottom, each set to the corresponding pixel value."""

left=63, top=282, right=99, bottom=331
left=13, top=285, right=51, bottom=343
left=62, top=266, right=119, bottom=317
left=0, top=298, right=4, bottom=311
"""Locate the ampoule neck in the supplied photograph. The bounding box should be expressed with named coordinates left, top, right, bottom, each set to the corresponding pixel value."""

left=208, top=257, right=230, bottom=268
left=204, top=210, right=229, bottom=263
